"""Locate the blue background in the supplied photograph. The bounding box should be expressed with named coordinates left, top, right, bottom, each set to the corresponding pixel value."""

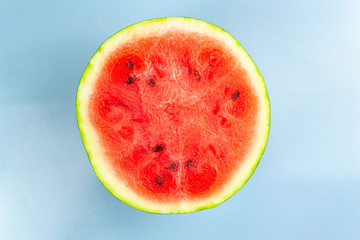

left=1, top=0, right=359, bottom=239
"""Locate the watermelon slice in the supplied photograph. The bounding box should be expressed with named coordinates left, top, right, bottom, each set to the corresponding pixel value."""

left=76, top=17, right=270, bottom=214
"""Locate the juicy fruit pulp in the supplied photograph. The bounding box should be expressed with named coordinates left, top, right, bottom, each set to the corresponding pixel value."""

left=77, top=17, right=270, bottom=213
left=92, top=34, right=257, bottom=198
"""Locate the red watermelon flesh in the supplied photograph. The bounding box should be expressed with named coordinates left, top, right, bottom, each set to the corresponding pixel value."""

left=90, top=33, right=257, bottom=201
left=77, top=17, right=270, bottom=213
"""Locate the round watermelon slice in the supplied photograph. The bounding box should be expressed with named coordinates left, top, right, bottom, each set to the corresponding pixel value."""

left=76, top=17, right=270, bottom=214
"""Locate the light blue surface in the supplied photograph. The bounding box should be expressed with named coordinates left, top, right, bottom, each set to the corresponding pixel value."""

left=1, top=0, right=360, bottom=239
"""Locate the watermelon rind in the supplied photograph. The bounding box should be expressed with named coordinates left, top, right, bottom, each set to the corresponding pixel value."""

left=76, top=17, right=270, bottom=214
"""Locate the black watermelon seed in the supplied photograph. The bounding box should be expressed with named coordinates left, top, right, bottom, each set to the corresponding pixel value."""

left=186, top=160, right=196, bottom=169
left=126, top=61, right=134, bottom=69
left=155, top=177, right=163, bottom=186
left=194, top=70, right=201, bottom=80
left=153, top=144, right=164, bottom=152
left=168, top=162, right=178, bottom=171
left=232, top=91, right=240, bottom=100
left=148, top=78, right=156, bottom=87
left=126, top=77, right=135, bottom=84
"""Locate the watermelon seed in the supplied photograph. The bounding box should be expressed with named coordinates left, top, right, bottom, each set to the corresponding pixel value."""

left=153, top=144, right=164, bottom=152
left=232, top=91, right=240, bottom=100
left=168, top=162, right=178, bottom=171
left=148, top=78, right=156, bottom=87
left=126, top=77, right=135, bottom=84
left=126, top=61, right=134, bottom=69
left=155, top=177, right=163, bottom=186
left=194, top=70, right=201, bottom=80
left=186, top=160, right=196, bottom=169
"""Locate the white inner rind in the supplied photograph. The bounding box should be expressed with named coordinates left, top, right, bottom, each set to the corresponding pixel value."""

left=76, top=17, right=270, bottom=214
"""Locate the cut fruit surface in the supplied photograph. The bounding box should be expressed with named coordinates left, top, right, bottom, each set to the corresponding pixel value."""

left=76, top=17, right=270, bottom=214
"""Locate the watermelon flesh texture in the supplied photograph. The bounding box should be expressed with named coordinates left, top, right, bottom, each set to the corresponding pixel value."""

left=90, top=32, right=259, bottom=202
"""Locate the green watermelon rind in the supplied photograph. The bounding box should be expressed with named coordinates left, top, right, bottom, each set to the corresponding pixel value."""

left=76, top=17, right=270, bottom=214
